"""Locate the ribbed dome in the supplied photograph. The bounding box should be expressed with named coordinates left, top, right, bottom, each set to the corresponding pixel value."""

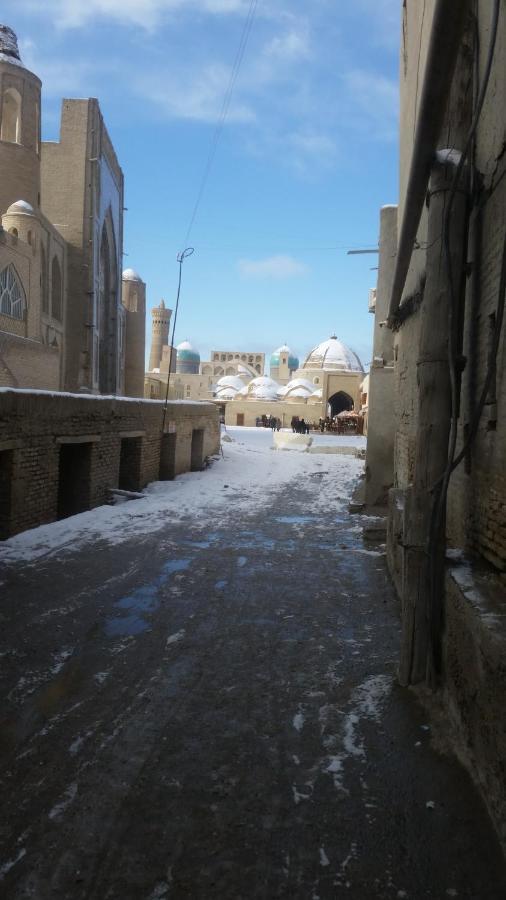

left=270, top=344, right=299, bottom=371
left=302, top=335, right=363, bottom=372
left=0, top=26, right=22, bottom=66
left=122, top=268, right=143, bottom=282
left=176, top=340, right=200, bottom=362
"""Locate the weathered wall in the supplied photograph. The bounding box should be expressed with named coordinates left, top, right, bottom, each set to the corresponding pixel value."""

left=385, top=0, right=506, bottom=850
left=0, top=390, right=220, bottom=538
left=365, top=204, right=397, bottom=506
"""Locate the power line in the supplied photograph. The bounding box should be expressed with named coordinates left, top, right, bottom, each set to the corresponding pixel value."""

left=181, top=0, right=259, bottom=249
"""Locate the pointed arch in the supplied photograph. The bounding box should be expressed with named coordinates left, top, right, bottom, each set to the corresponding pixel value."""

left=98, top=211, right=118, bottom=393
left=1, top=87, right=22, bottom=143
left=40, top=243, right=48, bottom=313
left=51, top=256, right=62, bottom=321
left=0, top=264, right=25, bottom=319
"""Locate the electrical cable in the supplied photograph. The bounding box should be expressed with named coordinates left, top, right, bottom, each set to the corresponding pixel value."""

left=181, top=0, right=258, bottom=249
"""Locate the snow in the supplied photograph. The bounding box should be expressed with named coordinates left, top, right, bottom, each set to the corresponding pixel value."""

left=0, top=427, right=365, bottom=564
left=435, top=148, right=463, bottom=167
left=0, top=387, right=212, bottom=406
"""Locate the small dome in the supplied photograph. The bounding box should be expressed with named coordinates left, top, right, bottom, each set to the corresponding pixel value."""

left=216, top=375, right=245, bottom=391
left=176, top=340, right=200, bottom=362
left=245, top=375, right=279, bottom=401
left=270, top=344, right=299, bottom=371
left=215, top=387, right=238, bottom=400
left=122, top=268, right=143, bottom=282
left=5, top=200, right=35, bottom=217
left=0, top=26, right=22, bottom=65
left=302, top=335, right=363, bottom=373
left=285, top=377, right=314, bottom=393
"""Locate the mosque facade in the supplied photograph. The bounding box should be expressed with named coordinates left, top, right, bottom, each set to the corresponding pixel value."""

left=0, top=25, right=145, bottom=395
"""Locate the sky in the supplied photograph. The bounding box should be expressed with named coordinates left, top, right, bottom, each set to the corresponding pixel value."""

left=9, top=0, right=400, bottom=371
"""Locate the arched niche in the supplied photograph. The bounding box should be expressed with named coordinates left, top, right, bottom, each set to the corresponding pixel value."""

left=1, top=87, right=22, bottom=143
left=328, top=390, right=354, bottom=417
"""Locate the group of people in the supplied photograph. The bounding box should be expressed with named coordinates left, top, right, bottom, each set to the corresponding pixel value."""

left=256, top=414, right=281, bottom=430
left=290, top=416, right=311, bottom=435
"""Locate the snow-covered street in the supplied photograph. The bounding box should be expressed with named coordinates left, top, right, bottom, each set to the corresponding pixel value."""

left=1, top=428, right=504, bottom=898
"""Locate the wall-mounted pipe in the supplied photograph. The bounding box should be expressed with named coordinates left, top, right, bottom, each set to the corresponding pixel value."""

left=386, top=0, right=471, bottom=327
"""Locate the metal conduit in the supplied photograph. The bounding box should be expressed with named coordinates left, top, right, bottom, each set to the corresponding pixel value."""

left=386, top=0, right=471, bottom=327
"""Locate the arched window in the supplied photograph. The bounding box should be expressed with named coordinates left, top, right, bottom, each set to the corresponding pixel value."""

left=41, top=244, right=48, bottom=313
left=1, top=88, right=22, bottom=143
left=51, top=256, right=63, bottom=321
left=0, top=265, right=25, bottom=319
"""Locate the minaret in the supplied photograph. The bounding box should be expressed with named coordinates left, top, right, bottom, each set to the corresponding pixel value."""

left=121, top=268, right=146, bottom=397
left=0, top=26, right=41, bottom=214
left=148, top=299, right=172, bottom=372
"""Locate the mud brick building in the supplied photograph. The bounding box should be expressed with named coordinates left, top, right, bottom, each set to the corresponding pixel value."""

left=365, top=0, right=506, bottom=850
left=0, top=389, right=219, bottom=539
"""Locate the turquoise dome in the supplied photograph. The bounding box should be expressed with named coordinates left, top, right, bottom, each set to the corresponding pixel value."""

left=270, top=344, right=299, bottom=370
left=176, top=340, right=200, bottom=362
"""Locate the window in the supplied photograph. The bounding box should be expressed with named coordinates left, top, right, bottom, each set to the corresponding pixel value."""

left=1, top=88, right=22, bottom=143
left=41, top=243, right=48, bottom=313
left=313, top=377, right=320, bottom=385
left=0, top=265, right=25, bottom=319
left=51, top=256, right=63, bottom=321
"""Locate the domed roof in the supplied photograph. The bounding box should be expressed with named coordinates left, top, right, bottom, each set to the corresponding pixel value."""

left=216, top=375, right=245, bottom=391
left=0, top=26, right=23, bottom=67
left=5, top=200, right=35, bottom=216
left=122, top=268, right=143, bottom=282
left=176, top=340, right=200, bottom=362
left=270, top=344, right=299, bottom=370
left=302, top=335, right=363, bottom=373
left=245, top=375, right=279, bottom=401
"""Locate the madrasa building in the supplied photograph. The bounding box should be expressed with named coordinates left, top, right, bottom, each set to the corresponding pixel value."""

left=0, top=25, right=145, bottom=395
left=217, top=336, right=364, bottom=427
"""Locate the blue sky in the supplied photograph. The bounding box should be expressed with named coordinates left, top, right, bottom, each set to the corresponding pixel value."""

left=10, top=0, right=400, bottom=370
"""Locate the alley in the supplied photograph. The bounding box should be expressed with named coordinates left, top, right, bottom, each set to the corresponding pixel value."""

left=1, top=429, right=505, bottom=899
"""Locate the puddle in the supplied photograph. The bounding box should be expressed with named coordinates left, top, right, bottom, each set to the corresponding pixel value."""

left=104, top=615, right=149, bottom=637
left=215, top=580, right=228, bottom=590
left=106, top=558, right=191, bottom=637
left=237, top=556, right=247, bottom=568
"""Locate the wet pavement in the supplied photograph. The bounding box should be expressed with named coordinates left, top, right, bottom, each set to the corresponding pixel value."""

left=1, top=444, right=506, bottom=898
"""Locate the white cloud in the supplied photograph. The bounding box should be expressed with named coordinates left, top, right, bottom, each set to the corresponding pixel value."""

left=264, top=29, right=310, bottom=62
left=137, top=62, right=255, bottom=123
left=16, top=0, right=250, bottom=29
left=238, top=255, right=309, bottom=279
left=342, top=69, right=398, bottom=141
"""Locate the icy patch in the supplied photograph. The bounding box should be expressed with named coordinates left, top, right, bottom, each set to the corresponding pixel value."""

left=319, top=847, right=330, bottom=867
left=94, top=671, right=111, bottom=685
left=0, top=848, right=26, bottom=880
left=50, top=647, right=74, bottom=675
left=166, top=629, right=185, bottom=647
left=237, top=556, right=247, bottom=567
left=292, top=709, right=305, bottom=732
left=48, top=782, right=78, bottom=820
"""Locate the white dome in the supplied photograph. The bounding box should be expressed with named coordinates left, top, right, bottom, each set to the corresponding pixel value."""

left=216, top=387, right=238, bottom=400
left=5, top=200, right=35, bottom=216
left=285, top=378, right=314, bottom=393
left=302, top=335, right=363, bottom=373
left=216, top=375, right=245, bottom=391
left=122, top=268, right=143, bottom=282
left=245, top=375, right=279, bottom=400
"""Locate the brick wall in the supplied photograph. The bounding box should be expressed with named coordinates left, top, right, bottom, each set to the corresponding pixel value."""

left=0, top=390, right=220, bottom=538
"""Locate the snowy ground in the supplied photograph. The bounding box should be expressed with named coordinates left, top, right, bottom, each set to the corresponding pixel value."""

left=0, top=427, right=365, bottom=564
